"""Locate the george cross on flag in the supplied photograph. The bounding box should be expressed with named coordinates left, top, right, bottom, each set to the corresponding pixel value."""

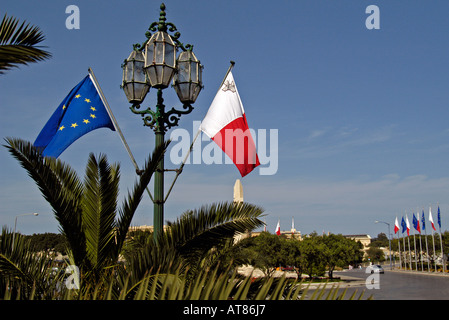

left=34, top=74, right=115, bottom=158
left=200, top=70, right=260, bottom=177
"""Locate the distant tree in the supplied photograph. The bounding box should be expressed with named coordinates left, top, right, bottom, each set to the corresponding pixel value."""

left=321, top=234, right=364, bottom=278
left=369, top=233, right=389, bottom=248
left=298, top=235, right=326, bottom=278
left=366, top=247, right=385, bottom=263
left=280, top=238, right=303, bottom=276
left=246, top=232, right=283, bottom=276
left=25, top=233, right=68, bottom=254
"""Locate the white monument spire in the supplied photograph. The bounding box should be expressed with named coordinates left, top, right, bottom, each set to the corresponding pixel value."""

left=233, top=179, right=243, bottom=203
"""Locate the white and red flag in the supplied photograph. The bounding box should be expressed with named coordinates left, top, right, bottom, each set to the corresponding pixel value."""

left=200, top=70, right=260, bottom=177
left=275, top=220, right=281, bottom=235
left=429, top=207, right=437, bottom=231
left=394, top=217, right=400, bottom=234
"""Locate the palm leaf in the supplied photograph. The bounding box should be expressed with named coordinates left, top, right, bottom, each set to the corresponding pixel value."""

left=166, top=202, right=265, bottom=261
left=0, top=228, right=62, bottom=299
left=81, top=153, right=119, bottom=272
left=3, top=138, right=86, bottom=263
left=0, top=13, right=51, bottom=73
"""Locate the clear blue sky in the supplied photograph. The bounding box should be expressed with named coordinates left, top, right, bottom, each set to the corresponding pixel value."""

left=1, top=0, right=448, bottom=238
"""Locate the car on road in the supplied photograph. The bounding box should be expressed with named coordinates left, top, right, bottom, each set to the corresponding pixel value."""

left=366, top=264, right=384, bottom=274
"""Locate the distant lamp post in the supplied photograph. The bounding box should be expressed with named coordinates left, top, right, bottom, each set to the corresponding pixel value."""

left=375, top=220, right=393, bottom=270
left=12, top=212, right=39, bottom=250
left=121, top=3, right=203, bottom=240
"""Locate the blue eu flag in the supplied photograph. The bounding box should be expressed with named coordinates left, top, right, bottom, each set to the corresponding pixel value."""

left=401, top=216, right=406, bottom=234
left=34, top=75, right=115, bottom=158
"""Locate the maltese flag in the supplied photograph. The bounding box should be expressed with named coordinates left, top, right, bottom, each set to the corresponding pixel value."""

left=429, top=207, right=437, bottom=231
left=394, top=217, right=400, bottom=234
left=200, top=70, right=260, bottom=177
left=275, top=220, right=281, bottom=235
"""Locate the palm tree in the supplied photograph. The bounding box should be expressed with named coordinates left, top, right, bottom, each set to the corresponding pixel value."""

left=3, top=137, right=167, bottom=297
left=2, top=138, right=265, bottom=299
left=0, top=13, right=51, bottom=74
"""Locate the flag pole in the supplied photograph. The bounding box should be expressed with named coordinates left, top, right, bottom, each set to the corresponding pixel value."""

left=438, top=204, right=445, bottom=273
left=402, top=216, right=407, bottom=270
left=88, top=67, right=154, bottom=202
left=396, top=217, right=402, bottom=270
left=417, top=208, right=424, bottom=271
left=430, top=206, right=437, bottom=271
left=423, top=208, right=430, bottom=272
left=413, top=216, right=418, bottom=271
left=406, top=214, right=412, bottom=270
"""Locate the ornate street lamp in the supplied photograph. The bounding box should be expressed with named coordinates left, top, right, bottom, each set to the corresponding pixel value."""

left=121, top=3, right=203, bottom=239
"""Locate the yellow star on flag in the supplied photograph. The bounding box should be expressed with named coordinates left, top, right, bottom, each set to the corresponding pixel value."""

left=59, top=125, right=65, bottom=131
left=85, top=98, right=91, bottom=103
left=83, top=119, right=90, bottom=124
left=71, top=123, right=78, bottom=128
left=75, top=94, right=81, bottom=98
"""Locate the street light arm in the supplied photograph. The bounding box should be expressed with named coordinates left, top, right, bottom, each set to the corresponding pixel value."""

left=130, top=103, right=158, bottom=129
left=163, top=103, right=193, bottom=131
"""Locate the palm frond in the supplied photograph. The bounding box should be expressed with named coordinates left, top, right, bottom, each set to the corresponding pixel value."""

left=0, top=228, right=62, bottom=299
left=3, top=138, right=85, bottom=263
left=0, top=13, right=51, bottom=73
left=167, top=202, right=265, bottom=260
left=82, top=153, right=119, bottom=271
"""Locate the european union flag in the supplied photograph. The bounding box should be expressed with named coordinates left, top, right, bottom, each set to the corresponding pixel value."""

left=412, top=213, right=420, bottom=233
left=401, top=216, right=406, bottom=234
left=421, top=210, right=426, bottom=231
left=34, top=75, right=115, bottom=158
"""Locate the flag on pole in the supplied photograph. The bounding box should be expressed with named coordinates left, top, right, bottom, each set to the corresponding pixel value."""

left=438, top=206, right=442, bottom=229
left=412, top=213, right=421, bottom=233
left=275, top=220, right=281, bottom=235
left=394, top=217, right=400, bottom=234
left=405, top=215, right=411, bottom=236
left=34, top=74, right=115, bottom=158
left=200, top=70, right=260, bottom=177
left=429, top=207, right=436, bottom=231
left=421, top=209, right=426, bottom=231
left=401, top=216, right=407, bottom=234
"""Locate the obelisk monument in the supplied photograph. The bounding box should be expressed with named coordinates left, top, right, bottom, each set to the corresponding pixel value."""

left=233, top=179, right=243, bottom=203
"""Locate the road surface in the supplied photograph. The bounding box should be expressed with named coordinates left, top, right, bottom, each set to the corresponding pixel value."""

left=331, top=267, right=449, bottom=300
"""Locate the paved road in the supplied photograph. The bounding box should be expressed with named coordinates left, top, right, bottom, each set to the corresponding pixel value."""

left=333, top=268, right=449, bottom=300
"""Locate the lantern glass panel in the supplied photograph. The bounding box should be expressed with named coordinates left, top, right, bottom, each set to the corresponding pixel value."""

left=173, top=50, right=203, bottom=104
left=122, top=50, right=150, bottom=104
left=144, top=31, right=176, bottom=88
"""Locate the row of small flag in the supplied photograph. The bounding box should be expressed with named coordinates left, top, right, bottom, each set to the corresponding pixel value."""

left=394, top=206, right=442, bottom=236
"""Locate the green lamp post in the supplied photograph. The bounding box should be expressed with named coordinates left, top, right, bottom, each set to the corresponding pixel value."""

left=121, top=3, right=203, bottom=239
